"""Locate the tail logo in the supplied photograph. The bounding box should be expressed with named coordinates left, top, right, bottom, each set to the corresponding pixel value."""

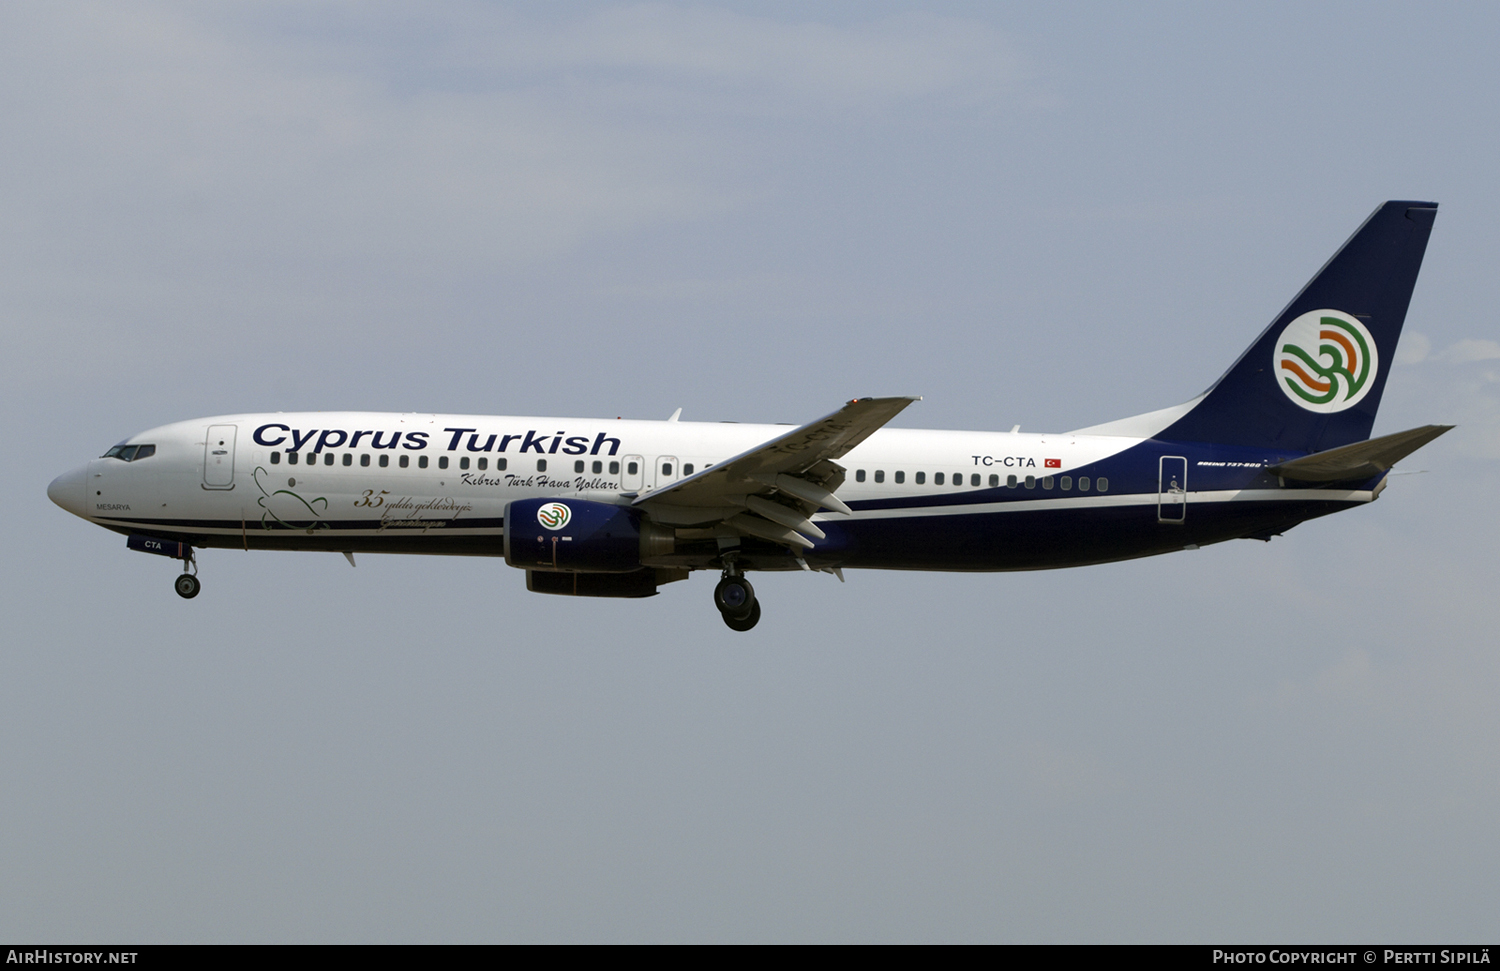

left=537, top=502, right=571, bottom=530
left=1274, top=310, right=1379, bottom=413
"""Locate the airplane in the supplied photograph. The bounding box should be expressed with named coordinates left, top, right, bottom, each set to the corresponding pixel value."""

left=48, top=200, right=1451, bottom=631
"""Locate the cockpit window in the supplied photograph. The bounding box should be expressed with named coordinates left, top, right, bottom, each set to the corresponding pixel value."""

left=102, top=444, right=155, bottom=461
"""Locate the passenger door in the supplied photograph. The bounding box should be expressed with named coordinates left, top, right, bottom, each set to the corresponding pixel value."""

left=1158, top=455, right=1187, bottom=523
left=203, top=424, right=237, bottom=489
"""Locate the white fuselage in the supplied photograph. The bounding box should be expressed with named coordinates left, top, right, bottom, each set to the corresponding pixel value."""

left=49, top=410, right=1371, bottom=576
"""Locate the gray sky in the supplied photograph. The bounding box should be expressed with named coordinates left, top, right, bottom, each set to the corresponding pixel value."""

left=3, top=1, right=1499, bottom=943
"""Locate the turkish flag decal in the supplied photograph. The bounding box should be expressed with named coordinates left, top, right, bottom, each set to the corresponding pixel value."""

left=1044, top=458, right=1061, bottom=468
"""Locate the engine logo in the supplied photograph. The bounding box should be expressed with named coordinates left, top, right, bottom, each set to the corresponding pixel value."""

left=1274, top=310, right=1378, bottom=413
left=536, top=502, right=571, bottom=530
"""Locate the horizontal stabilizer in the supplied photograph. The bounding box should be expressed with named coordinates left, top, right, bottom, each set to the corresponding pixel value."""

left=1268, top=424, right=1453, bottom=482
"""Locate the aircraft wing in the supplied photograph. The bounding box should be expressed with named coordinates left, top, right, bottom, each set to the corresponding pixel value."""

left=1268, top=424, right=1453, bottom=482
left=633, top=396, right=920, bottom=549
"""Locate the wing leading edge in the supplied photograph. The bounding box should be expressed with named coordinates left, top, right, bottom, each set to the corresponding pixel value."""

left=634, top=396, right=920, bottom=550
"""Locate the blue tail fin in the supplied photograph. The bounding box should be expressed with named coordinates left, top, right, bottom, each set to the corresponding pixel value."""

left=1157, top=200, right=1437, bottom=452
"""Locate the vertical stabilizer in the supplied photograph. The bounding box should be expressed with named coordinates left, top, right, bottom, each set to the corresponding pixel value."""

left=1155, top=201, right=1437, bottom=451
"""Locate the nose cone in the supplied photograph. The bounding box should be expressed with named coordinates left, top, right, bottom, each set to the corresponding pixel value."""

left=48, top=465, right=88, bottom=519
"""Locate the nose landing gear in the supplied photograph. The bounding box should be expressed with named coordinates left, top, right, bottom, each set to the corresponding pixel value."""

left=125, top=535, right=202, bottom=598
left=713, top=567, right=760, bottom=631
left=174, top=548, right=200, bottom=599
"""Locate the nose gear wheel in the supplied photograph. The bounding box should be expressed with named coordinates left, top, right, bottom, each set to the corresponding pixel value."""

left=173, top=548, right=200, bottom=599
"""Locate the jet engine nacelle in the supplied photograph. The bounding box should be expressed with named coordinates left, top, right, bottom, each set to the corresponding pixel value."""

left=504, top=497, right=672, bottom=573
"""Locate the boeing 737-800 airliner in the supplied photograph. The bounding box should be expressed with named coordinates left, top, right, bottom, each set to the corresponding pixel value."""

left=48, top=201, right=1450, bottom=630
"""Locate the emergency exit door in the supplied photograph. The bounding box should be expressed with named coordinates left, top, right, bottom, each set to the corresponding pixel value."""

left=652, top=456, right=680, bottom=491
left=621, top=454, right=644, bottom=492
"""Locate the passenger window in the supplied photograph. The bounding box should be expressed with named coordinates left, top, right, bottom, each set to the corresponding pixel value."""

left=662, top=463, right=672, bottom=476
left=971, top=474, right=980, bottom=486
left=438, top=456, right=449, bottom=470
left=856, top=470, right=866, bottom=482
left=1042, top=476, right=1053, bottom=489
left=360, top=454, right=370, bottom=467
left=497, top=458, right=508, bottom=471
left=1078, top=477, right=1090, bottom=491
left=989, top=474, right=999, bottom=487
left=270, top=452, right=281, bottom=465
left=477, top=457, right=487, bottom=470
left=1097, top=477, right=1109, bottom=492
left=324, top=453, right=335, bottom=466
left=627, top=461, right=637, bottom=475
left=1007, top=474, right=1017, bottom=488
left=459, top=457, right=469, bottom=470
left=915, top=472, right=926, bottom=485
left=894, top=471, right=905, bottom=484
left=608, top=461, right=619, bottom=475
left=874, top=470, right=885, bottom=483
left=592, top=461, right=603, bottom=474
left=343, top=453, right=352, bottom=467
left=418, top=455, right=428, bottom=469
left=935, top=472, right=944, bottom=485
left=288, top=452, right=298, bottom=465
left=574, top=460, right=584, bottom=473
left=954, top=474, right=963, bottom=488
left=683, top=464, right=694, bottom=476
left=538, top=459, right=548, bottom=472
left=399, top=455, right=409, bottom=468
left=380, top=455, right=389, bottom=468
left=1025, top=475, right=1036, bottom=489
left=1060, top=476, right=1071, bottom=490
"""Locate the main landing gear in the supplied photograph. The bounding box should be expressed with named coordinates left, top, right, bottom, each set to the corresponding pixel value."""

left=714, top=567, right=760, bottom=632
left=174, top=549, right=200, bottom=599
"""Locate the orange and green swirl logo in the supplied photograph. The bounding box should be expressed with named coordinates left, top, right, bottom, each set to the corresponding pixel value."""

left=536, top=502, right=571, bottom=530
left=1274, top=310, right=1379, bottom=413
